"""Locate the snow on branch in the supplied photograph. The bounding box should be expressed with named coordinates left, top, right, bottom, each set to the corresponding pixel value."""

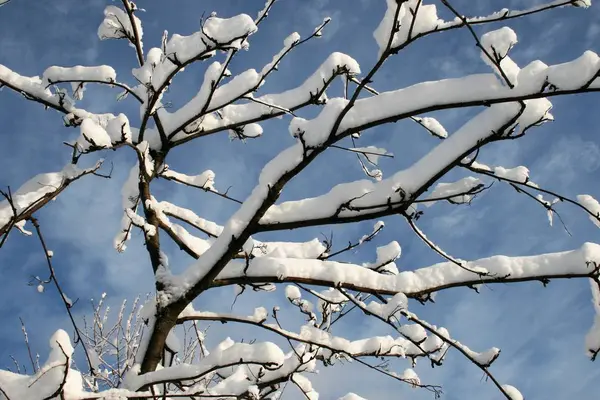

left=135, top=12, right=258, bottom=100
left=0, top=64, right=119, bottom=127
left=578, top=195, right=600, bottom=229
left=123, top=340, right=285, bottom=391
left=176, top=307, right=440, bottom=361
left=586, top=277, right=600, bottom=360
left=403, top=310, right=510, bottom=396
left=114, top=164, right=140, bottom=252
left=411, top=116, right=448, bottom=139
left=0, top=162, right=103, bottom=239
left=374, top=0, right=443, bottom=56
left=157, top=200, right=223, bottom=238
left=339, top=394, right=369, bottom=400
left=3, top=1, right=600, bottom=399
left=438, top=0, right=591, bottom=30
left=160, top=168, right=216, bottom=191
left=98, top=5, right=143, bottom=44
left=421, top=176, right=485, bottom=206
left=0, top=330, right=77, bottom=399
left=42, top=65, right=118, bottom=101
left=167, top=51, right=360, bottom=143
left=258, top=103, right=525, bottom=229
left=211, top=243, right=600, bottom=298
left=166, top=44, right=597, bottom=319
left=175, top=300, right=444, bottom=397
left=75, top=115, right=133, bottom=153
left=463, top=160, right=600, bottom=229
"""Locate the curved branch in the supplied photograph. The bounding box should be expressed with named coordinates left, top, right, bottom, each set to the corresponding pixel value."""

left=129, top=342, right=284, bottom=391
left=403, top=311, right=510, bottom=398
left=464, top=163, right=600, bottom=225
left=47, top=78, right=143, bottom=103
left=403, top=212, right=492, bottom=276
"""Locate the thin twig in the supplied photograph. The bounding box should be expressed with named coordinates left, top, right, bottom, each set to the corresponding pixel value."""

left=30, top=217, right=96, bottom=377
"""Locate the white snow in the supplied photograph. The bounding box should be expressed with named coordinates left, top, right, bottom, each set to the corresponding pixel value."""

left=299, top=325, right=411, bottom=358
left=481, top=27, right=518, bottom=60
left=214, top=243, right=600, bottom=298
left=285, top=285, right=302, bottom=301
left=114, top=164, right=140, bottom=252
left=132, top=47, right=163, bottom=86
left=105, top=113, right=132, bottom=144
left=0, top=164, right=98, bottom=232
left=578, top=194, right=600, bottom=228
left=400, top=368, right=420, bottom=387
left=161, top=168, right=216, bottom=190
left=373, top=0, right=443, bottom=56
left=77, top=118, right=113, bottom=151
left=424, top=176, right=483, bottom=206
left=398, top=324, right=427, bottom=343
left=169, top=52, right=360, bottom=141
left=366, top=292, right=408, bottom=319
left=42, top=65, right=116, bottom=100
left=412, top=116, right=448, bottom=139
left=260, top=103, right=524, bottom=226
left=261, top=32, right=301, bottom=76
left=136, top=141, right=155, bottom=177
left=585, top=279, right=600, bottom=359
left=254, top=238, right=326, bottom=259
left=501, top=384, right=524, bottom=400
left=125, top=341, right=284, bottom=391
left=256, top=0, right=275, bottom=22
left=164, top=14, right=256, bottom=64
left=0, top=329, right=84, bottom=399
left=493, top=166, right=530, bottom=182
left=363, top=241, right=401, bottom=275
left=241, top=123, right=263, bottom=138
left=339, top=394, right=368, bottom=400
left=546, top=51, right=600, bottom=90
left=292, top=374, right=318, bottom=400
left=290, top=98, right=349, bottom=146
left=158, top=201, right=223, bottom=237
left=98, top=5, right=143, bottom=47
left=0, top=64, right=117, bottom=126
left=42, top=65, right=116, bottom=86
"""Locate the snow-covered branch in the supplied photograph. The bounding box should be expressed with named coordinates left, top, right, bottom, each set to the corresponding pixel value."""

left=211, top=243, right=600, bottom=298
left=2, top=1, right=600, bottom=398
left=124, top=341, right=285, bottom=391
left=176, top=306, right=443, bottom=362
left=0, top=162, right=103, bottom=239
left=0, top=64, right=120, bottom=127
left=168, top=51, right=360, bottom=145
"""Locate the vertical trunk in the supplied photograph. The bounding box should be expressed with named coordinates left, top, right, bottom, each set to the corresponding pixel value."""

left=139, top=301, right=185, bottom=373
left=139, top=151, right=165, bottom=275
left=137, top=150, right=178, bottom=374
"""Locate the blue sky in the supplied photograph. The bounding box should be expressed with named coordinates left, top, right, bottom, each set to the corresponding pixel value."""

left=1, top=0, right=600, bottom=398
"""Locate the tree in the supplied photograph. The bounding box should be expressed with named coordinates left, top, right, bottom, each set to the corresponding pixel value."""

left=0, top=0, right=599, bottom=398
